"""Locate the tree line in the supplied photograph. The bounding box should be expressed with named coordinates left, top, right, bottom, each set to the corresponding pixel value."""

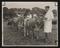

left=3, top=7, right=57, bottom=24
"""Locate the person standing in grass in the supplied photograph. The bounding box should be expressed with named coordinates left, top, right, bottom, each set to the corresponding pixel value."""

left=44, top=6, right=54, bottom=42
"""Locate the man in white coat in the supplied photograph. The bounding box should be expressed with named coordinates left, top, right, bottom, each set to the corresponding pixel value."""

left=44, top=6, right=54, bottom=42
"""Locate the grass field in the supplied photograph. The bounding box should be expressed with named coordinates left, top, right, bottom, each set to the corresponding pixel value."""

left=3, top=21, right=58, bottom=46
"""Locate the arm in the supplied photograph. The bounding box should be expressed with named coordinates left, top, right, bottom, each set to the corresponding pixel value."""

left=43, top=16, right=48, bottom=21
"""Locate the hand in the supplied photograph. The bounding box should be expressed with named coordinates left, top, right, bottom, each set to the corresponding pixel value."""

left=43, top=18, right=47, bottom=21
left=44, top=18, right=47, bottom=20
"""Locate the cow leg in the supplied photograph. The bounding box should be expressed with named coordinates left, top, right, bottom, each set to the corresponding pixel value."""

left=27, top=27, right=30, bottom=36
left=24, top=26, right=26, bottom=37
left=31, top=29, right=34, bottom=39
left=24, top=21, right=27, bottom=37
left=15, top=24, right=18, bottom=32
left=36, top=31, right=39, bottom=40
left=32, top=31, right=34, bottom=39
left=17, top=26, right=19, bottom=32
left=27, top=30, right=29, bottom=36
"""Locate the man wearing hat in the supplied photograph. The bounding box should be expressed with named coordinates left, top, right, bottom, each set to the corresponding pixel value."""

left=44, top=6, right=54, bottom=42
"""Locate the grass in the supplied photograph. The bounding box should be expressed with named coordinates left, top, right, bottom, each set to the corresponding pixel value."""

left=3, top=21, right=58, bottom=45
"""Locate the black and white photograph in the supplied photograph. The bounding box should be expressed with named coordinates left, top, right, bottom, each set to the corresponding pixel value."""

left=2, top=2, right=58, bottom=47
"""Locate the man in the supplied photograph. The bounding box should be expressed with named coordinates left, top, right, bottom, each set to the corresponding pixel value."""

left=44, top=6, right=54, bottom=43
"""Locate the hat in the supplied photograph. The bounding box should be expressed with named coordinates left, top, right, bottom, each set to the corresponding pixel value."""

left=45, top=6, right=50, bottom=8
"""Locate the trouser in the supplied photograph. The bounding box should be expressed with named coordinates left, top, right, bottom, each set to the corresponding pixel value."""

left=44, top=32, right=54, bottom=43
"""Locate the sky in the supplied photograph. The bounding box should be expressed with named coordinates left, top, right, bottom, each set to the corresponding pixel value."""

left=2, top=2, right=58, bottom=10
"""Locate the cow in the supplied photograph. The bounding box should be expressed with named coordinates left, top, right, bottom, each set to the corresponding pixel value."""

left=7, top=16, right=24, bottom=32
left=24, top=15, right=38, bottom=39
left=17, top=16, right=24, bottom=32
left=24, top=13, right=44, bottom=39
left=7, top=18, right=15, bottom=28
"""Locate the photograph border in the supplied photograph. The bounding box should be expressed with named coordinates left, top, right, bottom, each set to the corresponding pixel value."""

left=2, top=1, right=58, bottom=47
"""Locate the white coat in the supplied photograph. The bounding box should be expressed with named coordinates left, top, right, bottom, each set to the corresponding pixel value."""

left=44, top=9, right=54, bottom=33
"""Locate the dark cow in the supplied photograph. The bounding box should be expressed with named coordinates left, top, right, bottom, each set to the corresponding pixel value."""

left=7, top=16, right=24, bottom=32
left=17, top=16, right=24, bottom=32
left=24, top=16, right=37, bottom=39
left=24, top=14, right=44, bottom=39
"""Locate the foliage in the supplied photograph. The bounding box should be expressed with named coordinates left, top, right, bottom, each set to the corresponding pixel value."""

left=3, top=7, right=57, bottom=25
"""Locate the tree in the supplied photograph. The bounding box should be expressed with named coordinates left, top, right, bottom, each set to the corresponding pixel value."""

left=52, top=9, right=57, bottom=17
left=52, top=9, right=57, bottom=25
left=32, top=7, right=46, bottom=16
left=8, top=8, right=17, bottom=18
left=3, top=7, right=9, bottom=19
